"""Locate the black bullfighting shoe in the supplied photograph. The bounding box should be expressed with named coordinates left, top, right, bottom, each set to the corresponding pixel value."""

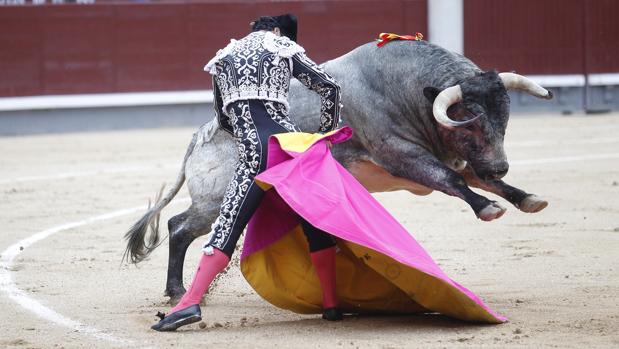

left=151, top=304, right=202, bottom=331
left=321, top=307, right=343, bottom=321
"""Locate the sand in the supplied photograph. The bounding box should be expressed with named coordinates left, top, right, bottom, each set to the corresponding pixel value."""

left=0, top=113, right=617, bottom=348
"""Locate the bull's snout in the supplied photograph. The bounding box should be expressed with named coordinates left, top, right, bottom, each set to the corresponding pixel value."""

left=478, top=162, right=509, bottom=181
left=493, top=165, right=509, bottom=179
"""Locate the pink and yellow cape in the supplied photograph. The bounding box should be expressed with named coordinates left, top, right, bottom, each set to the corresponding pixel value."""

left=240, top=126, right=506, bottom=323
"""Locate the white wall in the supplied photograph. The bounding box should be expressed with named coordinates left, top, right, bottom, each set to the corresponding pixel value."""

left=428, top=0, right=464, bottom=54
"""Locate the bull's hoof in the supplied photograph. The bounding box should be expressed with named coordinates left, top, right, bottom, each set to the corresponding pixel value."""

left=518, top=195, right=548, bottom=213
left=164, top=286, right=186, bottom=304
left=478, top=202, right=507, bottom=221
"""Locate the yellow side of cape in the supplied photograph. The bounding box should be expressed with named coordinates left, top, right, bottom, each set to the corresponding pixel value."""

left=270, top=129, right=340, bottom=153
left=240, top=226, right=502, bottom=323
left=241, top=226, right=427, bottom=315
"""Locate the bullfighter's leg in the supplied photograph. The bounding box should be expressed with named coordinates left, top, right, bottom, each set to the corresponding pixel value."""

left=153, top=100, right=299, bottom=331
left=298, top=217, right=342, bottom=321
left=460, top=165, right=548, bottom=213
left=165, top=205, right=218, bottom=300
left=376, top=148, right=506, bottom=221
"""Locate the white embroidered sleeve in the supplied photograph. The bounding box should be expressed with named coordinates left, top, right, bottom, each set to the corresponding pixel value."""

left=291, top=52, right=342, bottom=133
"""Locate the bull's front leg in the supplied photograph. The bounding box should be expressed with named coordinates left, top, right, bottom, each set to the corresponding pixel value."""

left=460, top=165, right=548, bottom=213
left=378, top=148, right=506, bottom=221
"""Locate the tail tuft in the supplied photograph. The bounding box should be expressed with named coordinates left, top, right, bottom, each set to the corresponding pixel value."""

left=123, top=185, right=166, bottom=264
left=122, top=129, right=200, bottom=265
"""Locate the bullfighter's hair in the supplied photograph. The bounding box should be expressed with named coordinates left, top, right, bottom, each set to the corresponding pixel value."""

left=250, top=16, right=280, bottom=33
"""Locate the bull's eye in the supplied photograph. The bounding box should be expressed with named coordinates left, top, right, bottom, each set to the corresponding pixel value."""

left=461, top=105, right=483, bottom=121
left=468, top=140, right=479, bottom=152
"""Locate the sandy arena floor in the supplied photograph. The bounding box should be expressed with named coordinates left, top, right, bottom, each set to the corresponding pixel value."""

left=0, top=113, right=618, bottom=348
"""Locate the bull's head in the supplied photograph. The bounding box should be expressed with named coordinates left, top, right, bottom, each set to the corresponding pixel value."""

left=423, top=71, right=553, bottom=181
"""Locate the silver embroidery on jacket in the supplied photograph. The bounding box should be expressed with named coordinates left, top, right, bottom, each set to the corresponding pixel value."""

left=205, top=31, right=341, bottom=133
left=291, top=53, right=342, bottom=133
left=206, top=32, right=303, bottom=111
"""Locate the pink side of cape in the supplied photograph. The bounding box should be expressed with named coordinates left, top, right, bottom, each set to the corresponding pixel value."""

left=243, top=126, right=506, bottom=322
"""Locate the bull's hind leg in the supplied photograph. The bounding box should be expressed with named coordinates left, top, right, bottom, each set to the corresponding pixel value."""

left=461, top=165, right=548, bottom=213
left=165, top=205, right=217, bottom=301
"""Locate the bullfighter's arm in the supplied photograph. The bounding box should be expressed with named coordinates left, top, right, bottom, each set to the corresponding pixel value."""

left=212, top=76, right=233, bottom=135
left=291, top=52, right=342, bottom=133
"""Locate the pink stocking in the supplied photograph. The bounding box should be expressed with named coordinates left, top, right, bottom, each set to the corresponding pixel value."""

left=310, top=246, right=338, bottom=309
left=169, top=249, right=230, bottom=314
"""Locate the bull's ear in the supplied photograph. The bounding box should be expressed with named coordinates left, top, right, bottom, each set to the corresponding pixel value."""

left=423, top=87, right=440, bottom=103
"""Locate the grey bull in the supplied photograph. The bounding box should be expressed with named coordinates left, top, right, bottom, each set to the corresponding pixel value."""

left=124, top=40, right=552, bottom=300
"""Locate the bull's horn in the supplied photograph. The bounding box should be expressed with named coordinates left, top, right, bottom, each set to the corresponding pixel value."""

left=499, top=72, right=553, bottom=100
left=432, top=85, right=479, bottom=128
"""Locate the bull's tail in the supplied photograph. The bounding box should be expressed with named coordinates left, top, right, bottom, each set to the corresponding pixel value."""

left=122, top=132, right=199, bottom=264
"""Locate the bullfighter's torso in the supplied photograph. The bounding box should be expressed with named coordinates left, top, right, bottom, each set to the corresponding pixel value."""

left=205, top=31, right=306, bottom=113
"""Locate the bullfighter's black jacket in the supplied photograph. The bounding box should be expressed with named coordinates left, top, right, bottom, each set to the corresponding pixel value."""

left=205, top=31, right=342, bottom=134
left=200, top=30, right=342, bottom=256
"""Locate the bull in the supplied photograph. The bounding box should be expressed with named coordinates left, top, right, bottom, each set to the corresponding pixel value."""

left=124, top=39, right=552, bottom=300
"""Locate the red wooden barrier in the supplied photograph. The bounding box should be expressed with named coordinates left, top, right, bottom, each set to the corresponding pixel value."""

left=0, top=1, right=428, bottom=97
left=464, top=0, right=619, bottom=76
left=584, top=0, right=619, bottom=74
left=464, top=0, right=585, bottom=75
